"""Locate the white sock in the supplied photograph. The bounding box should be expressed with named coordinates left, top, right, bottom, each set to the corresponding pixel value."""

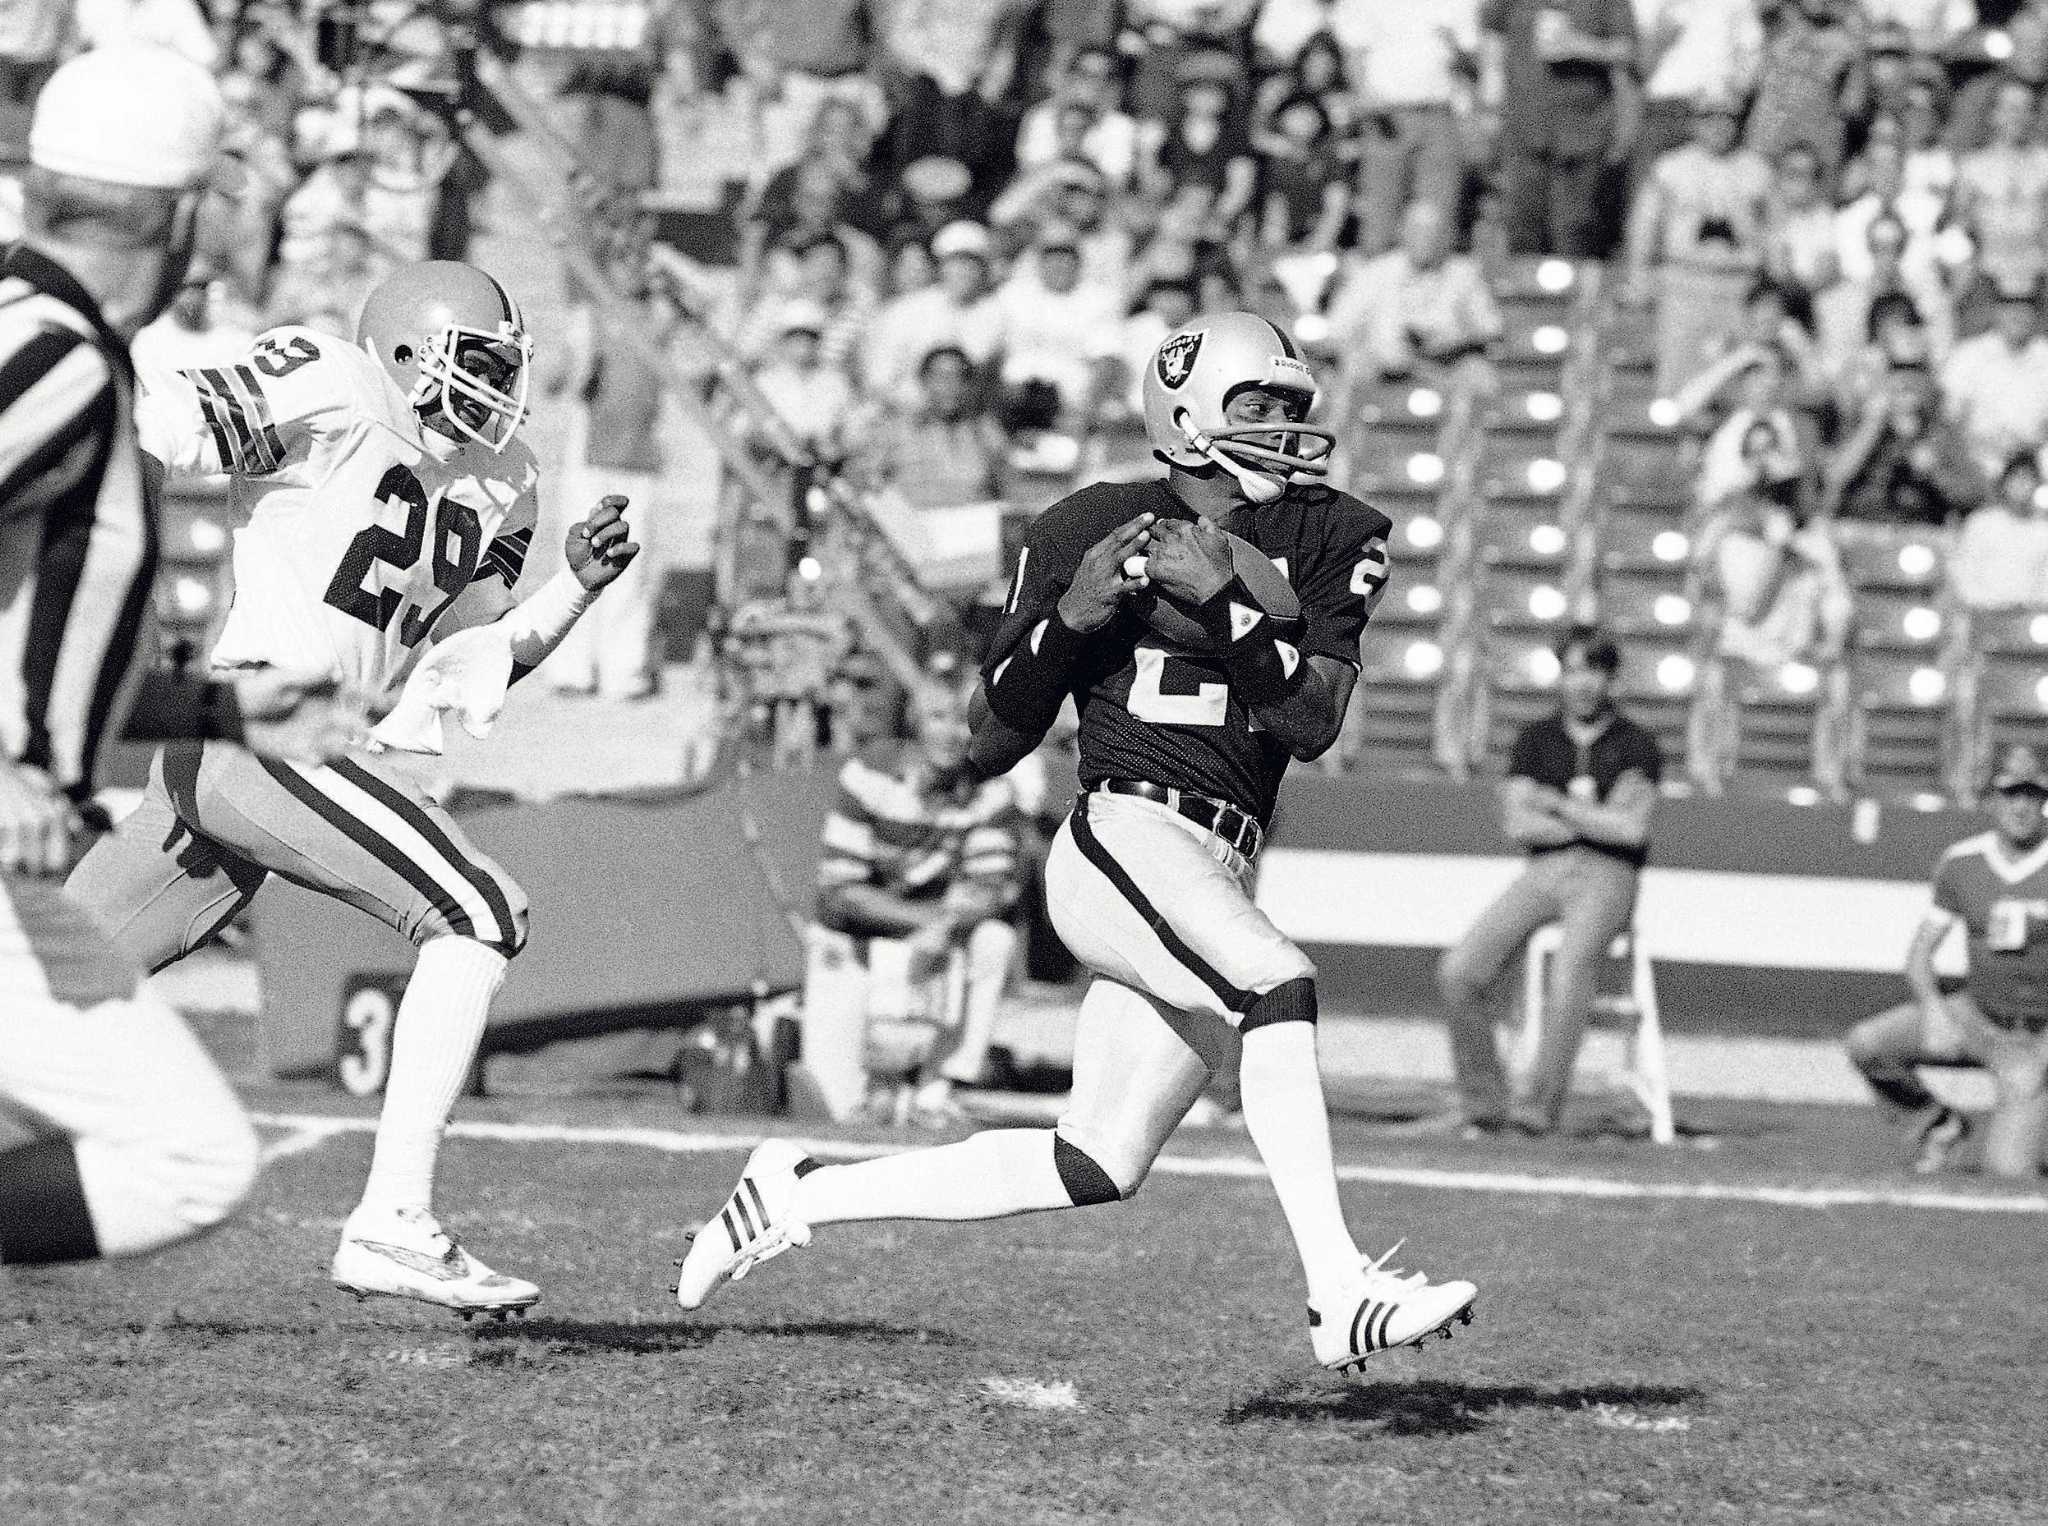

left=357, top=937, right=506, bottom=1217
left=1238, top=1022, right=1360, bottom=1302
left=793, top=1128, right=1073, bottom=1227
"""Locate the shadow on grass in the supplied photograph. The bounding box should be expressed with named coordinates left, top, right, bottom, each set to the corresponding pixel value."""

left=1224, top=1379, right=1704, bottom=1437
left=467, top=1317, right=960, bottom=1353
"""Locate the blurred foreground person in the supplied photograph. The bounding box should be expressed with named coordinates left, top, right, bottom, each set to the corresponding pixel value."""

left=1846, top=746, right=2048, bottom=1178
left=0, top=48, right=349, bottom=1267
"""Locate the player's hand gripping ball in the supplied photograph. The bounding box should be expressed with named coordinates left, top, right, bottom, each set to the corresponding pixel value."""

left=568, top=494, right=642, bottom=593
left=1128, top=518, right=1300, bottom=650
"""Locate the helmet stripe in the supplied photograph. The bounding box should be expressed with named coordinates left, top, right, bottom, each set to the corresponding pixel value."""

left=1265, top=318, right=1298, bottom=359
left=484, top=271, right=517, bottom=329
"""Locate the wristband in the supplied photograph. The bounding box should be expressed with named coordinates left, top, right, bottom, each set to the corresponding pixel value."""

left=503, top=569, right=597, bottom=669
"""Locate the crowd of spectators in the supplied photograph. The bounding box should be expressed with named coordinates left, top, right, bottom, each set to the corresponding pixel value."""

left=23, top=0, right=2048, bottom=753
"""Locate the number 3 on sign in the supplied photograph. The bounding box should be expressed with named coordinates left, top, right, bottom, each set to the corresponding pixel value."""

left=1128, top=646, right=1228, bottom=726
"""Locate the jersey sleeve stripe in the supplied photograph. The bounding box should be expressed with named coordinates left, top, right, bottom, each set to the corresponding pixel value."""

left=476, top=526, right=533, bottom=586
left=191, top=365, right=285, bottom=474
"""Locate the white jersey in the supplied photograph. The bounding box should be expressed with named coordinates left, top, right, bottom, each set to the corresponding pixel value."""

left=136, top=326, right=539, bottom=697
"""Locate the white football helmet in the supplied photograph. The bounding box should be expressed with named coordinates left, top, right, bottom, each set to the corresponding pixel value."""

left=357, top=260, right=532, bottom=451
left=1142, top=311, right=1334, bottom=503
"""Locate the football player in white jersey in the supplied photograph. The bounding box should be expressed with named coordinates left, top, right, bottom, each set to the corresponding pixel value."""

left=67, top=260, right=641, bottom=1316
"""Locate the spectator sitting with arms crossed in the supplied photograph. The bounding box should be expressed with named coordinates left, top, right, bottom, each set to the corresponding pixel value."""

left=1434, top=628, right=1662, bottom=1138
left=809, top=676, right=1023, bottom=1128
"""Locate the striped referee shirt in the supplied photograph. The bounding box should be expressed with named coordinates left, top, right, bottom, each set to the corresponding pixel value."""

left=0, top=244, right=155, bottom=798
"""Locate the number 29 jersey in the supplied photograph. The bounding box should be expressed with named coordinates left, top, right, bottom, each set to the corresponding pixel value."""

left=135, top=326, right=539, bottom=696
left=987, top=478, right=1392, bottom=824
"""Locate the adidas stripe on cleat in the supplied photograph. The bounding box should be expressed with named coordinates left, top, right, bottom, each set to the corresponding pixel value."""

left=1308, top=1243, right=1478, bottom=1373
left=673, top=1140, right=819, bottom=1310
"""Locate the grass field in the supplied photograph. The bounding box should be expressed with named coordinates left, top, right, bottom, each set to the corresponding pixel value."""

left=3, top=1081, right=2044, bottom=1526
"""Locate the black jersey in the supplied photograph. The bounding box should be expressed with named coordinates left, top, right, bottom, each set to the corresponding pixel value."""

left=985, top=477, right=1392, bottom=823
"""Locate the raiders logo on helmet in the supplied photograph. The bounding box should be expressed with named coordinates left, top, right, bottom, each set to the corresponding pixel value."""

left=1156, top=329, right=1205, bottom=390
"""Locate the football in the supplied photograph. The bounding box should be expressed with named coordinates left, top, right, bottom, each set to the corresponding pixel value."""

left=1127, top=527, right=1301, bottom=650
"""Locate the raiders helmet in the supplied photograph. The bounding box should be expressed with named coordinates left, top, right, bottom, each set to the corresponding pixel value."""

left=1142, top=311, right=1335, bottom=504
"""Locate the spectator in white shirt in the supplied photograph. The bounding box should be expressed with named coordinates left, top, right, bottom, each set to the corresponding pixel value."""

left=753, top=301, right=856, bottom=457
left=1834, top=136, right=1945, bottom=287
left=1952, top=75, right=2048, bottom=294
left=1015, top=46, right=1144, bottom=187
left=990, top=228, right=1123, bottom=429
left=1633, top=0, right=1764, bottom=167
left=1940, top=282, right=2048, bottom=478
left=1953, top=450, right=2048, bottom=611
left=1349, top=0, right=1482, bottom=253
left=1762, top=141, right=1840, bottom=297
left=1326, top=199, right=1501, bottom=390
left=1816, top=210, right=1954, bottom=382
left=862, top=221, right=1001, bottom=409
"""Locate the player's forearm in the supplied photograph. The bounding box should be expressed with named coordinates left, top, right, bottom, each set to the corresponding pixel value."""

left=1905, top=925, right=1949, bottom=1008
left=823, top=882, right=951, bottom=936
left=1247, top=670, right=1342, bottom=760
left=499, top=570, right=597, bottom=674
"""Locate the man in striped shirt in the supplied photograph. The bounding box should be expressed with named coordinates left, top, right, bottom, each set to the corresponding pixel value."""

left=0, top=47, right=352, bottom=1268
left=810, top=676, right=1022, bottom=1124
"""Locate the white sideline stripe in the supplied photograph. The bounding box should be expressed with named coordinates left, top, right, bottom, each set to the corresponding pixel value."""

left=247, top=1113, right=2048, bottom=1216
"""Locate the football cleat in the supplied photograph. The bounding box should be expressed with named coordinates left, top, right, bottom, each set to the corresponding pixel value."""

left=331, top=1204, right=541, bottom=1316
left=1308, top=1242, right=1478, bottom=1374
left=673, top=1140, right=818, bottom=1310
left=1910, top=1106, right=1972, bottom=1175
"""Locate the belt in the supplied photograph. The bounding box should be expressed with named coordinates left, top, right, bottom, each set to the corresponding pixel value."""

left=1091, top=779, right=1264, bottom=859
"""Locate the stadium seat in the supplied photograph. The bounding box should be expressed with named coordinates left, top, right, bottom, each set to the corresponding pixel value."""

left=1495, top=315, right=1574, bottom=391
left=1968, top=607, right=2048, bottom=657
left=1835, top=523, right=1946, bottom=596
left=1471, top=631, right=1566, bottom=767
left=1474, top=430, right=1570, bottom=507
left=1594, top=566, right=1695, bottom=639
left=1595, top=504, right=1694, bottom=573
left=1469, top=500, right=1572, bottom=572
left=1475, top=565, right=1574, bottom=632
left=1970, top=660, right=2048, bottom=756
left=1846, top=653, right=1954, bottom=800
left=1610, top=634, right=1698, bottom=770
left=1478, top=387, right=1570, bottom=436
left=155, top=488, right=235, bottom=660
left=1349, top=420, right=1449, bottom=497
left=1594, top=433, right=1693, bottom=510
left=1716, top=660, right=1841, bottom=798
left=1850, top=588, right=1948, bottom=655
left=1597, top=382, right=1685, bottom=442
left=1349, top=630, right=1453, bottom=772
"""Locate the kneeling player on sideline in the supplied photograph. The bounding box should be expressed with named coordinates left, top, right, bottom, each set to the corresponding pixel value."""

left=2, top=48, right=359, bottom=1267
left=67, top=261, right=640, bottom=1313
left=1845, top=744, right=2048, bottom=1178
left=675, top=313, right=1478, bottom=1372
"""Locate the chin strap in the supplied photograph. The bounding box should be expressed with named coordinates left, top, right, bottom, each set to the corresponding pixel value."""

left=1178, top=412, right=1290, bottom=504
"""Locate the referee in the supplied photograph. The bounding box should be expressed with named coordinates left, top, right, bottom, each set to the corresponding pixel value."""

left=0, top=47, right=335, bottom=1268
left=1436, top=627, right=1663, bottom=1137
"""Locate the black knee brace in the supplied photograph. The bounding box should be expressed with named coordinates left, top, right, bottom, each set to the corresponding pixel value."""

left=1053, top=1133, right=1123, bottom=1207
left=1241, top=975, right=1317, bottom=1033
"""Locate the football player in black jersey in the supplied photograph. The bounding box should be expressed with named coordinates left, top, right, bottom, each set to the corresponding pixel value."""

left=675, top=313, right=1478, bottom=1372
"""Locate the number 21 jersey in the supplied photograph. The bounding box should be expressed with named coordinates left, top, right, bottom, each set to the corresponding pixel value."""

left=987, top=478, right=1392, bottom=824
left=136, top=326, right=539, bottom=695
